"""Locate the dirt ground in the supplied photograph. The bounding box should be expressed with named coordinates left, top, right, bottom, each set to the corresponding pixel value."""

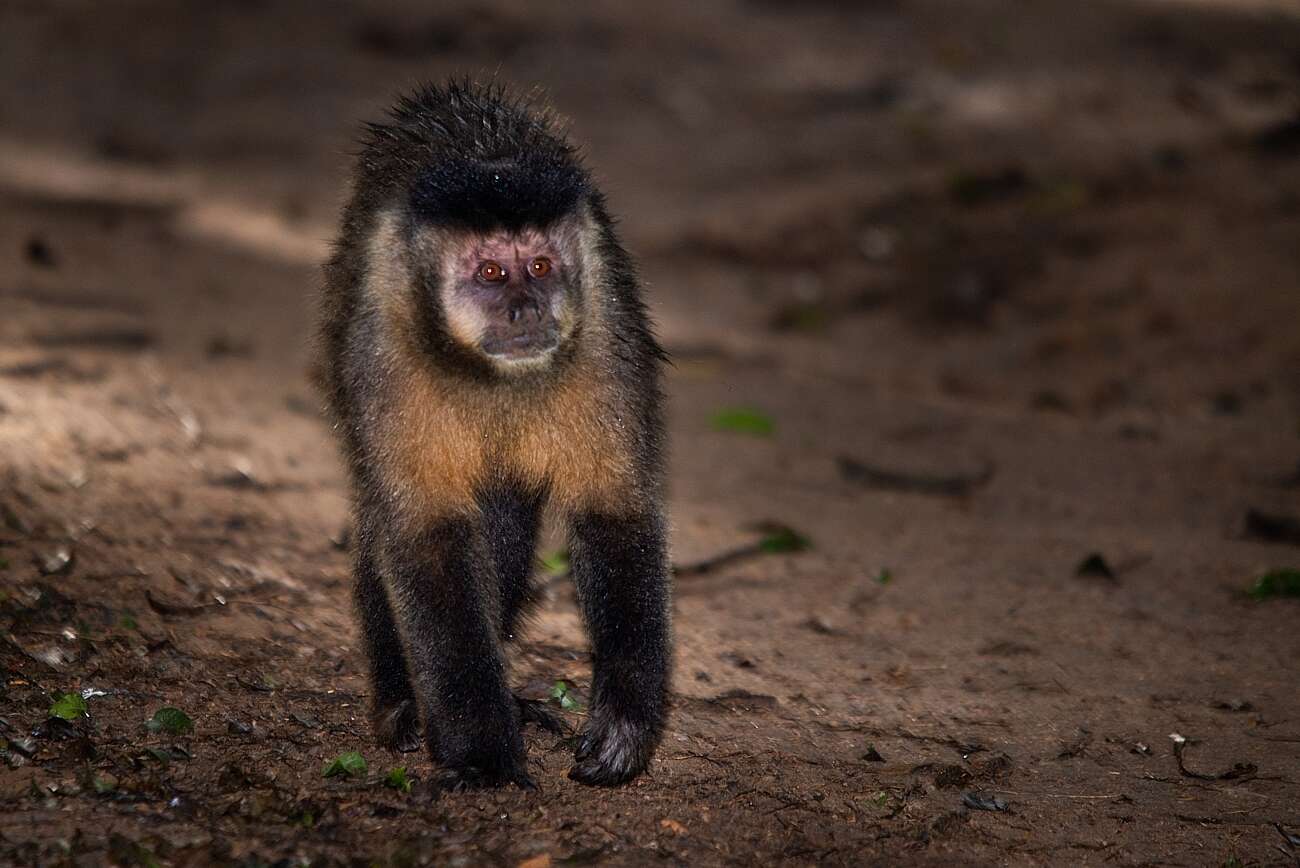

left=1, top=1, right=1299, bottom=865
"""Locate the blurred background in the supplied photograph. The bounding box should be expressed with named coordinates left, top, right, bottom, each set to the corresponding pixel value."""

left=1, top=1, right=1298, bottom=864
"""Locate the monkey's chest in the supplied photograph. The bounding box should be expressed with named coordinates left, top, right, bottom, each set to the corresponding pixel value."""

left=386, top=389, right=633, bottom=516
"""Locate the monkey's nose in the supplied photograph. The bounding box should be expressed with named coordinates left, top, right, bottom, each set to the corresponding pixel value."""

left=507, top=299, right=542, bottom=324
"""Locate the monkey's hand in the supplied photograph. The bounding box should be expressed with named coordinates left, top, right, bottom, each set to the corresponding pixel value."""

left=568, top=710, right=658, bottom=786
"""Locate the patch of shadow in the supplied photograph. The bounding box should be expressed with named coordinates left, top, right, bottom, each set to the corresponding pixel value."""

left=205, top=334, right=256, bottom=359
left=838, top=456, right=994, bottom=497
left=354, top=9, right=527, bottom=58
left=689, top=689, right=779, bottom=713
left=1244, top=508, right=1300, bottom=547
left=978, top=640, right=1038, bottom=657
left=747, top=0, right=900, bottom=12
left=0, top=286, right=144, bottom=315
left=947, top=167, right=1032, bottom=208
left=4, top=190, right=179, bottom=225
left=909, top=762, right=972, bottom=790
left=94, top=129, right=177, bottom=166
left=0, top=357, right=105, bottom=382
left=790, top=76, right=907, bottom=117
left=917, top=808, right=969, bottom=843
left=32, top=328, right=155, bottom=352
left=1250, top=113, right=1300, bottom=158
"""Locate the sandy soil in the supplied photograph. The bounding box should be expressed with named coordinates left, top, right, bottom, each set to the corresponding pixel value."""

left=1, top=1, right=1299, bottom=865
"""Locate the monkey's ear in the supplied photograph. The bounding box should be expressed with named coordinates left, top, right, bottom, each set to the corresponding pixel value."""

left=410, top=156, right=589, bottom=234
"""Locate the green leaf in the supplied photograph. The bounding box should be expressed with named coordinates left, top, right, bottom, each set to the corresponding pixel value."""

left=550, top=680, right=581, bottom=711
left=539, top=549, right=569, bottom=575
left=710, top=407, right=774, bottom=437
left=384, top=766, right=412, bottom=792
left=1246, top=568, right=1300, bottom=600
left=146, top=707, right=193, bottom=735
left=117, top=612, right=138, bottom=631
left=874, top=568, right=893, bottom=585
left=143, top=747, right=173, bottom=764
left=49, top=693, right=88, bottom=721
left=323, top=751, right=367, bottom=778
left=757, top=525, right=811, bottom=554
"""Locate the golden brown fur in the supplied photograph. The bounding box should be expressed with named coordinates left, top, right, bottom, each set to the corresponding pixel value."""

left=362, top=209, right=636, bottom=529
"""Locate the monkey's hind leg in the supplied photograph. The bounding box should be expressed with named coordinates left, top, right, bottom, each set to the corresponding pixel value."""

left=381, top=515, right=534, bottom=790
left=567, top=511, right=671, bottom=786
left=353, top=527, right=421, bottom=753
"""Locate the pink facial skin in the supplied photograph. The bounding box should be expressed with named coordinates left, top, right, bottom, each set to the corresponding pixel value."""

left=438, top=224, right=581, bottom=368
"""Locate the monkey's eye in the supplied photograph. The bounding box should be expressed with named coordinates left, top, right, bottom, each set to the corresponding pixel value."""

left=528, top=257, right=552, bottom=279
left=477, top=261, right=506, bottom=283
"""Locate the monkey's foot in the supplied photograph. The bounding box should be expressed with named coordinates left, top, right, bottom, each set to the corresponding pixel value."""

left=372, top=699, right=421, bottom=754
left=515, top=696, right=568, bottom=735
left=436, top=759, right=536, bottom=792
left=568, top=716, right=658, bottom=787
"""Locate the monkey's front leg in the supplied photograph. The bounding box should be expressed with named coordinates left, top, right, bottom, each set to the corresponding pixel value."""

left=567, top=511, right=672, bottom=786
left=381, top=517, right=532, bottom=790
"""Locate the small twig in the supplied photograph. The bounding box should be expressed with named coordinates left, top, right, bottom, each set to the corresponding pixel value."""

left=669, top=751, right=734, bottom=767
left=673, top=543, right=766, bottom=577
left=837, top=456, right=995, bottom=497
left=995, top=790, right=1125, bottom=800
left=1171, top=736, right=1257, bottom=782
left=547, top=536, right=798, bottom=588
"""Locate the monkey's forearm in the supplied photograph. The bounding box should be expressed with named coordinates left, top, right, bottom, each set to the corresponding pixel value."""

left=380, top=517, right=531, bottom=788
left=568, top=510, right=672, bottom=785
left=352, top=527, right=419, bottom=752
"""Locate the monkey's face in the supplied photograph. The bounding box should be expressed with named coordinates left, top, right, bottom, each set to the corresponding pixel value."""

left=435, top=224, right=581, bottom=372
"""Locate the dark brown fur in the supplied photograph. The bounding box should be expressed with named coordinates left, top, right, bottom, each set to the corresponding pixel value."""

left=317, top=81, right=672, bottom=788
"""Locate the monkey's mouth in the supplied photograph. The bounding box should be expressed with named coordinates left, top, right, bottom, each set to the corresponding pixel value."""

left=480, top=329, right=560, bottom=361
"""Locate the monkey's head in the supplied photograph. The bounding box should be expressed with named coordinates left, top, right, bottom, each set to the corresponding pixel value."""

left=426, top=217, right=585, bottom=373
left=347, top=83, right=605, bottom=379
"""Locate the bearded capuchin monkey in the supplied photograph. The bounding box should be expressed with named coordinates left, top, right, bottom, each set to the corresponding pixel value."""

left=317, top=81, right=672, bottom=789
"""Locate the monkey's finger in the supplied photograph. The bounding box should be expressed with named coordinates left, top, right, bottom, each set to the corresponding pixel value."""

left=572, top=727, right=601, bottom=762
